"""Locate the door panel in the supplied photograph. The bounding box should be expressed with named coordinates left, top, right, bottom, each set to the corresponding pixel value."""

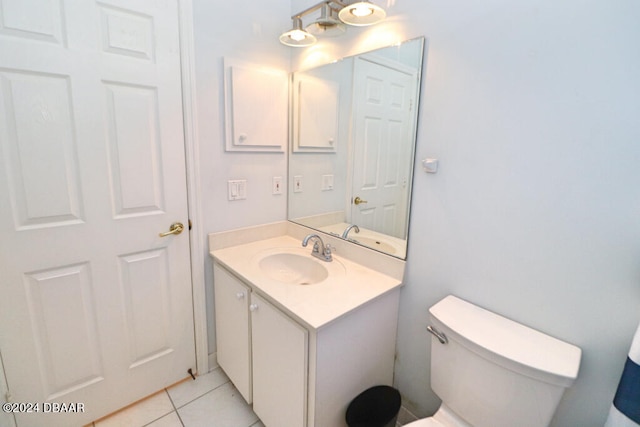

left=0, top=1, right=194, bottom=425
left=119, top=249, right=174, bottom=368
left=0, top=70, right=84, bottom=229
left=99, top=4, right=154, bottom=61
left=24, top=263, right=104, bottom=399
left=104, top=82, right=166, bottom=217
left=0, top=0, right=66, bottom=45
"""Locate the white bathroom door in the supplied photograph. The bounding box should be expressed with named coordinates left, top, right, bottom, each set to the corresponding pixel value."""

left=0, top=1, right=195, bottom=426
left=350, top=57, right=416, bottom=239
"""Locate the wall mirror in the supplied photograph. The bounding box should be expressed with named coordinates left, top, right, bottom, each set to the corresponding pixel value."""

left=288, top=37, right=425, bottom=259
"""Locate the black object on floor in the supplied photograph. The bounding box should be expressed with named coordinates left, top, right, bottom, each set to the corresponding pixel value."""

left=345, top=385, right=401, bottom=427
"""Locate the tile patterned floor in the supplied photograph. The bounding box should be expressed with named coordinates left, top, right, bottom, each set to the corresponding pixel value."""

left=90, top=367, right=264, bottom=427
left=89, top=365, right=415, bottom=427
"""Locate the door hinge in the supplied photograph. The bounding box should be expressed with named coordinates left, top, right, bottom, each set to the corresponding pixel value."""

left=188, top=219, right=192, bottom=230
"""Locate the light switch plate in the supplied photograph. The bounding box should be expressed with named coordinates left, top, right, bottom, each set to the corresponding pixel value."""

left=228, top=180, right=247, bottom=200
left=321, top=174, right=334, bottom=191
left=272, top=176, right=283, bottom=195
left=293, top=175, right=303, bottom=193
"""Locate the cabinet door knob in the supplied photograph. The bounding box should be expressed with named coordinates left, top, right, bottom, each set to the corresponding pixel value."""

left=236, top=292, right=245, bottom=299
left=249, top=304, right=259, bottom=312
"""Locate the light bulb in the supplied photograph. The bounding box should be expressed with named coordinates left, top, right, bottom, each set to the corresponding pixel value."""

left=351, top=5, right=374, bottom=17
left=289, top=30, right=306, bottom=42
left=280, top=17, right=317, bottom=47
left=338, top=1, right=386, bottom=26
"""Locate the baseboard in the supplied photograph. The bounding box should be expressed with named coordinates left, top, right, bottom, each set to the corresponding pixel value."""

left=397, top=405, right=419, bottom=425
left=208, top=352, right=218, bottom=372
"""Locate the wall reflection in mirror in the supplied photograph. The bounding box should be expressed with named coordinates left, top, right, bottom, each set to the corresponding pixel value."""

left=288, top=37, right=425, bottom=259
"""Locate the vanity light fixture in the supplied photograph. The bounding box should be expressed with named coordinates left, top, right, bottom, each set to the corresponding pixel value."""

left=280, top=16, right=317, bottom=47
left=338, top=0, right=386, bottom=26
left=305, top=3, right=346, bottom=37
left=280, top=0, right=386, bottom=47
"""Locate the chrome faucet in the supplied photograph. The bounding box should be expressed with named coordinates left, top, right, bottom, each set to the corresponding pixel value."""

left=302, top=234, right=333, bottom=262
left=341, top=224, right=360, bottom=239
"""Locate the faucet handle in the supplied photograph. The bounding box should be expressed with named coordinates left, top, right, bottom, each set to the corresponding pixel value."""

left=302, top=233, right=332, bottom=262
left=321, top=243, right=333, bottom=261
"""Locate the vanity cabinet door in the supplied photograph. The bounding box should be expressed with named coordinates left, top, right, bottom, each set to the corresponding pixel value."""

left=213, top=263, right=252, bottom=403
left=251, top=293, right=308, bottom=427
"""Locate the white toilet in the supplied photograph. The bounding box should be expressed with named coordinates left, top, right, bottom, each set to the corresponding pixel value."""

left=406, top=295, right=581, bottom=427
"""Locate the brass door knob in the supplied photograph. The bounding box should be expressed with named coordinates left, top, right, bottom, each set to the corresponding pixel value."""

left=159, top=222, right=184, bottom=237
left=353, top=196, right=368, bottom=205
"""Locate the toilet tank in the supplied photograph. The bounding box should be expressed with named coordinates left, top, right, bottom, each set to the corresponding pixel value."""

left=428, top=296, right=581, bottom=427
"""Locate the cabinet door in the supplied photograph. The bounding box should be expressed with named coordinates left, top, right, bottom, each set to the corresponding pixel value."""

left=251, top=293, right=308, bottom=427
left=213, top=264, right=252, bottom=403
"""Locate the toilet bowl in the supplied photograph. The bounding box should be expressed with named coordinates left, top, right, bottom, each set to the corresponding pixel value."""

left=405, top=296, right=581, bottom=427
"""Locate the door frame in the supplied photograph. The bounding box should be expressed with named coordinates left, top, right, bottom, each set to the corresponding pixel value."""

left=177, top=0, right=208, bottom=375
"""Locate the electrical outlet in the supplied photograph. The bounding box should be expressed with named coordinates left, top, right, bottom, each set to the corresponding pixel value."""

left=293, top=175, right=303, bottom=193
left=272, top=176, right=283, bottom=195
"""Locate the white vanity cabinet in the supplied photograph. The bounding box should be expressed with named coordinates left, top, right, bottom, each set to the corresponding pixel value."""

left=214, top=263, right=308, bottom=426
left=251, top=292, right=308, bottom=427
left=211, top=237, right=401, bottom=427
left=213, top=263, right=252, bottom=402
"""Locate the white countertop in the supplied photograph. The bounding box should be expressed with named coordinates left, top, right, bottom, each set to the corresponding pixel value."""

left=211, top=235, right=402, bottom=330
left=317, top=222, right=407, bottom=259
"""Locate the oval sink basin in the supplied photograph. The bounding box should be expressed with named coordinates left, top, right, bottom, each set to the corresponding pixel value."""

left=259, top=253, right=329, bottom=285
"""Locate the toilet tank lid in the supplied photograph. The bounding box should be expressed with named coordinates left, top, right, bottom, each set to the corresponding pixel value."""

left=429, top=295, right=582, bottom=387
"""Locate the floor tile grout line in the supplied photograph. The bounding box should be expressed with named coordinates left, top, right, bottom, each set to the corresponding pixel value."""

left=175, top=410, right=186, bottom=427
left=164, top=387, right=186, bottom=427
left=95, top=370, right=234, bottom=427
left=168, top=377, right=233, bottom=410
left=166, top=387, right=178, bottom=410
left=178, top=378, right=231, bottom=409
left=138, top=391, right=176, bottom=427
left=170, top=378, right=245, bottom=427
